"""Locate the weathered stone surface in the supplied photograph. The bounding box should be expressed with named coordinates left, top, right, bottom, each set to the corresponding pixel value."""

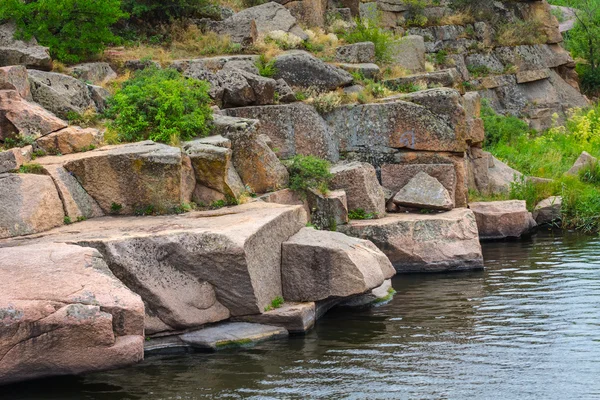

left=307, top=189, right=348, bottom=230
left=283, top=0, right=329, bottom=27
left=212, top=2, right=307, bottom=47
left=338, top=279, right=394, bottom=308
left=42, top=164, right=104, bottom=220
left=224, top=103, right=336, bottom=160
left=57, top=141, right=188, bottom=215
left=566, top=151, right=597, bottom=176
left=337, top=62, right=380, bottom=79
left=516, top=69, right=551, bottom=84
left=234, top=302, right=316, bottom=333
left=70, top=62, right=117, bottom=85
left=0, top=90, right=67, bottom=141
left=330, top=161, right=385, bottom=218
left=192, top=184, right=227, bottom=205
left=533, top=196, right=562, bottom=225
left=381, top=163, right=456, bottom=205
left=282, top=227, right=395, bottom=301
left=465, top=53, right=504, bottom=74
left=1, top=203, right=307, bottom=333
left=326, top=98, right=467, bottom=153
left=389, top=36, right=426, bottom=73
left=146, top=322, right=288, bottom=353
left=36, top=126, right=103, bottom=155
left=392, top=171, right=453, bottom=210
left=488, top=156, right=523, bottom=193
left=28, top=70, right=96, bottom=119
left=221, top=116, right=289, bottom=193
left=88, top=84, right=111, bottom=113
left=384, top=68, right=460, bottom=90
left=273, top=51, right=353, bottom=91
left=260, top=188, right=309, bottom=215
left=0, top=173, right=64, bottom=239
left=216, top=68, right=277, bottom=108
left=0, top=65, right=31, bottom=99
left=339, top=209, right=484, bottom=273
left=183, top=139, right=244, bottom=199
left=335, top=42, right=376, bottom=63
left=470, top=200, right=537, bottom=240
left=0, top=243, right=144, bottom=385
left=0, top=145, right=31, bottom=174
left=275, top=78, right=296, bottom=103
left=124, top=59, right=162, bottom=71
left=0, top=22, right=52, bottom=70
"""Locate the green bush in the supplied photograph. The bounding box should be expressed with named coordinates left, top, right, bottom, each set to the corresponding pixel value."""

left=348, top=208, right=376, bottom=220
left=482, top=102, right=534, bottom=148
left=256, top=55, right=277, bottom=78
left=106, top=67, right=213, bottom=144
left=286, top=155, right=332, bottom=194
left=340, top=18, right=396, bottom=64
left=0, top=0, right=126, bottom=63
left=121, top=0, right=212, bottom=22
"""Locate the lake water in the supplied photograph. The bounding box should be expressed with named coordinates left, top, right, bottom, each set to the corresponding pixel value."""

left=5, top=230, right=600, bottom=399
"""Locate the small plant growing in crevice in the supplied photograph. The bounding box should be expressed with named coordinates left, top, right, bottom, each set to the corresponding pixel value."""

left=17, top=163, right=44, bottom=174
left=63, top=216, right=72, bottom=225
left=348, top=208, right=376, bottom=220
left=110, top=202, right=123, bottom=214
left=264, top=296, right=284, bottom=312
left=255, top=54, right=277, bottom=78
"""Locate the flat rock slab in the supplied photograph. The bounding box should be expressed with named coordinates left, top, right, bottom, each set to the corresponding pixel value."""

left=470, top=200, right=537, bottom=240
left=339, top=279, right=395, bottom=308
left=146, top=322, right=288, bottom=353
left=0, top=243, right=144, bottom=385
left=233, top=302, right=316, bottom=334
left=339, top=208, right=484, bottom=273
left=1, top=202, right=307, bottom=334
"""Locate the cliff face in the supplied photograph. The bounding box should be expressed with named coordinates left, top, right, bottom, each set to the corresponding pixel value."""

left=364, top=0, right=588, bottom=129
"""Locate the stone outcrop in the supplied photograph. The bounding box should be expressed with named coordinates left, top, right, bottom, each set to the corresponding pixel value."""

left=382, top=163, right=456, bottom=206
left=533, top=196, right=562, bottom=225
left=335, top=42, right=376, bottom=64
left=209, top=2, right=308, bottom=47
left=388, top=35, right=426, bottom=73
left=282, top=227, right=395, bottom=301
left=56, top=141, right=192, bottom=215
left=28, top=70, right=96, bottom=119
left=392, top=171, right=453, bottom=210
left=273, top=51, right=353, bottom=91
left=0, top=145, right=31, bottom=174
left=2, top=203, right=307, bottom=334
left=0, top=65, right=31, bottom=100
left=0, top=22, right=52, bottom=71
left=0, top=89, right=67, bottom=141
left=307, top=189, right=348, bottom=230
left=35, top=126, right=103, bottom=155
left=470, top=200, right=537, bottom=240
left=0, top=173, right=64, bottom=239
left=0, top=243, right=144, bottom=385
left=330, top=162, right=385, bottom=217
left=70, top=62, right=117, bottom=85
left=339, top=208, right=484, bottom=273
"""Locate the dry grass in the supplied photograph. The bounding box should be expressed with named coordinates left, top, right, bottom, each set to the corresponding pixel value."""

left=495, top=19, right=548, bottom=46
left=438, top=11, right=476, bottom=26
left=382, top=65, right=410, bottom=80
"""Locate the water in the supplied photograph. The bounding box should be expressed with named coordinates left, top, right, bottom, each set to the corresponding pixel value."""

left=5, top=231, right=600, bottom=399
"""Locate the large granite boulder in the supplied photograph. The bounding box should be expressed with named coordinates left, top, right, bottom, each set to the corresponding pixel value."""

left=488, top=156, right=523, bottom=193
left=224, top=103, right=336, bottom=160
left=28, top=70, right=96, bottom=119
left=36, top=126, right=103, bottom=155
left=70, top=62, right=117, bottom=85
left=469, top=200, right=537, bottom=240
left=216, top=115, right=289, bottom=193
left=0, top=173, right=64, bottom=239
left=335, top=42, right=376, bottom=64
left=381, top=163, right=456, bottom=204
left=0, top=89, right=67, bottom=141
left=0, top=65, right=31, bottom=100
left=0, top=243, right=144, bottom=385
left=392, top=171, right=453, bottom=210
left=273, top=51, right=353, bottom=91
left=306, top=189, right=348, bottom=230
left=339, top=209, right=484, bottom=273
left=42, top=164, right=104, bottom=221
left=0, top=22, right=52, bottom=70
left=388, top=35, right=426, bottom=73
left=330, top=162, right=385, bottom=218
left=567, top=151, right=597, bottom=176
left=211, top=2, right=308, bottom=47
left=0, top=145, right=31, bottom=174
left=533, top=196, right=562, bottom=225
left=60, top=141, right=192, bottom=215
left=282, top=227, right=395, bottom=301
left=1, top=202, right=307, bottom=334
left=183, top=137, right=245, bottom=199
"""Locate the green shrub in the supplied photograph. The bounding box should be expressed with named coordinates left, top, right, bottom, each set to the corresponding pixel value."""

left=0, top=0, right=126, bottom=63
left=340, top=18, right=396, bottom=63
left=121, top=0, right=212, bottom=23
left=286, top=155, right=332, bottom=194
left=579, top=161, right=600, bottom=185
left=110, top=202, right=123, bottom=214
left=467, top=64, right=491, bottom=78
left=481, top=103, right=534, bottom=148
left=348, top=208, right=376, bottom=220
left=256, top=55, right=277, bottom=78
left=18, top=163, right=44, bottom=174
left=63, top=216, right=72, bottom=225
left=106, top=67, right=212, bottom=144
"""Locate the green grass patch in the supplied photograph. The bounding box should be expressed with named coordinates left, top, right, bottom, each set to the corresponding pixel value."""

left=348, top=208, right=377, bottom=220
left=264, top=296, right=284, bottom=312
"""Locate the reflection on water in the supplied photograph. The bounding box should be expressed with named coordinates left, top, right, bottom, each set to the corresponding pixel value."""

left=5, top=231, right=600, bottom=399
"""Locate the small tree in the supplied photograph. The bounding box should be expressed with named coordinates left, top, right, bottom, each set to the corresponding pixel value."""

left=0, top=0, right=126, bottom=63
left=565, top=0, right=600, bottom=71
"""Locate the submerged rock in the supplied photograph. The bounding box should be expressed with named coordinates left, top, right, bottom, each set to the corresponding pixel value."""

left=339, top=208, right=484, bottom=273
left=0, top=243, right=145, bottom=385
left=282, top=227, right=395, bottom=301
left=234, top=302, right=316, bottom=334
left=470, top=200, right=537, bottom=240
